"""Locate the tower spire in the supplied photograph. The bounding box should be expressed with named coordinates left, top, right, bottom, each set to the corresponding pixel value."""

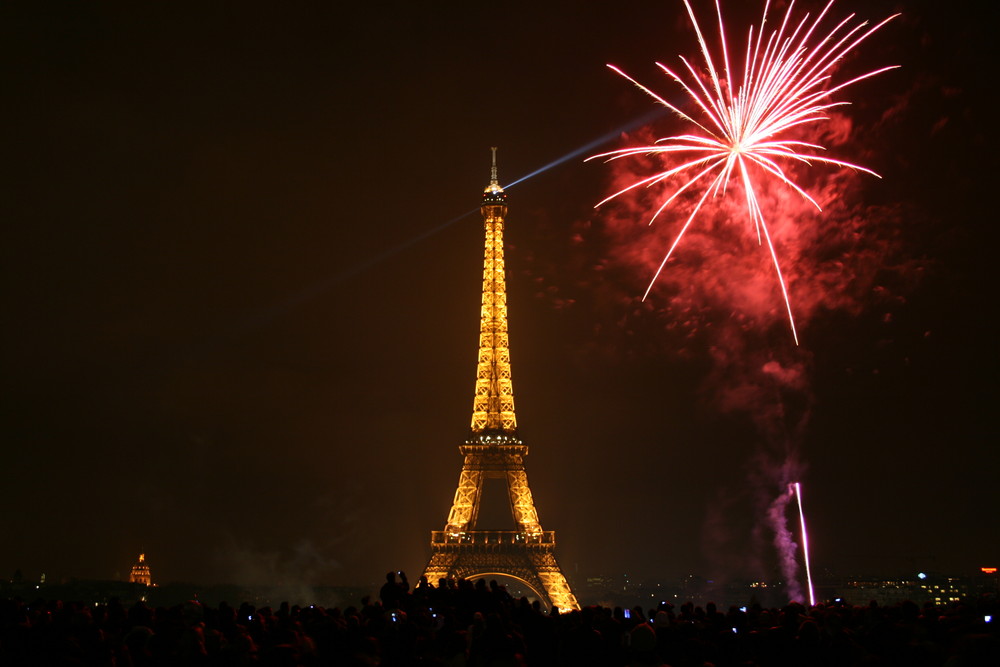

left=482, top=146, right=505, bottom=203
left=490, top=146, right=499, bottom=187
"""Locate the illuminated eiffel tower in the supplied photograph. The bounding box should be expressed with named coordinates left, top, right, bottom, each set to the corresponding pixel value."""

left=421, top=149, right=579, bottom=612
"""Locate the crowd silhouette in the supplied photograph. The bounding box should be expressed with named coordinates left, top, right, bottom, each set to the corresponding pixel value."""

left=1, top=570, right=997, bottom=666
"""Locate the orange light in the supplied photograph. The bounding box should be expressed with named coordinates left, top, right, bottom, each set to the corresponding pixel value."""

left=982, top=567, right=998, bottom=574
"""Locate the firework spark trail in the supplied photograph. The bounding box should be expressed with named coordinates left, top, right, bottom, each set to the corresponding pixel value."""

left=793, top=482, right=816, bottom=606
left=589, top=0, right=898, bottom=344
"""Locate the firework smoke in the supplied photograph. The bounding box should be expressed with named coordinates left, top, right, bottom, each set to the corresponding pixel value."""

left=767, top=482, right=803, bottom=603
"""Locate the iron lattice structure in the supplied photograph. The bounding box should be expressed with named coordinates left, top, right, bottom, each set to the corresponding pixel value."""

left=422, top=149, right=579, bottom=612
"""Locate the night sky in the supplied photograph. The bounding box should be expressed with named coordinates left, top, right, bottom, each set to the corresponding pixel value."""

left=2, top=0, right=995, bottom=593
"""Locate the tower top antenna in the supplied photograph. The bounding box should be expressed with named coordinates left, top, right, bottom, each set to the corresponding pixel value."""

left=483, top=147, right=506, bottom=202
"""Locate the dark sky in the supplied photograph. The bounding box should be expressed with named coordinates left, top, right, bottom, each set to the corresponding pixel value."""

left=2, top=0, right=995, bottom=592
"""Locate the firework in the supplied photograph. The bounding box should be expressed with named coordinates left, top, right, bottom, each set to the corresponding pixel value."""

left=792, top=482, right=816, bottom=606
left=590, top=0, right=898, bottom=344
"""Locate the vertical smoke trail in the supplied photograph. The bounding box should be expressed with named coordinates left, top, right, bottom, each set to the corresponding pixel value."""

left=744, top=385, right=809, bottom=605
left=708, top=332, right=813, bottom=600
left=767, top=483, right=803, bottom=603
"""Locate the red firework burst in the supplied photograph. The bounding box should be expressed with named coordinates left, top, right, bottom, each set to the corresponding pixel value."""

left=590, top=0, right=898, bottom=344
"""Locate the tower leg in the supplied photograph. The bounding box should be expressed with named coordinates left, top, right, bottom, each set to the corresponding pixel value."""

left=445, top=468, right=484, bottom=532
left=423, top=551, right=460, bottom=587
left=532, top=552, right=579, bottom=612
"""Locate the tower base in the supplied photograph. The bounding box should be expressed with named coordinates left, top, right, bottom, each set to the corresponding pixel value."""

left=422, top=531, right=579, bottom=612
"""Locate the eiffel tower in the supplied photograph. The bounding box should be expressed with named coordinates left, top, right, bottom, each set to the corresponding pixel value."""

left=421, top=149, right=579, bottom=612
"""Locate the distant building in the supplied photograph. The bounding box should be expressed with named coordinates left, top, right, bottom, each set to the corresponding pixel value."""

left=128, top=553, right=152, bottom=586
left=833, top=572, right=977, bottom=607
left=915, top=572, right=967, bottom=606
left=836, top=576, right=915, bottom=606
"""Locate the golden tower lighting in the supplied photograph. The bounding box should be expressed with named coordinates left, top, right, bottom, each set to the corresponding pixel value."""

left=421, top=149, right=579, bottom=612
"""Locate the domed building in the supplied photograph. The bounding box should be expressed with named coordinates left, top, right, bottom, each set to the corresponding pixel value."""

left=128, top=553, right=152, bottom=586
